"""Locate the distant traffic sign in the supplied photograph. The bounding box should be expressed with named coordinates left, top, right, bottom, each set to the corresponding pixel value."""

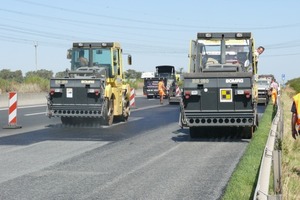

left=282, top=74, right=285, bottom=81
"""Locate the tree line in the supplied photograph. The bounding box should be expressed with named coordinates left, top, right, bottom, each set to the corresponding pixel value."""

left=0, top=69, right=143, bottom=93
left=0, top=68, right=142, bottom=80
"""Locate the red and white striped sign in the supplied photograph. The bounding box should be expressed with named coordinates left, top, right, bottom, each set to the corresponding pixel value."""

left=3, top=92, right=22, bottom=129
left=176, top=86, right=180, bottom=96
left=130, top=88, right=136, bottom=108
left=8, top=92, right=18, bottom=125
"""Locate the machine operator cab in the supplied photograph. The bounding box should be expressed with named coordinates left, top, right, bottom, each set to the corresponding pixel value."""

left=66, top=42, right=132, bottom=79
left=189, top=32, right=256, bottom=74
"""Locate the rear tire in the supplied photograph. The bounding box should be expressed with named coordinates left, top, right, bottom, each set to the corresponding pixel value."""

left=102, top=98, right=114, bottom=126
left=117, top=99, right=130, bottom=122
left=255, top=113, right=259, bottom=131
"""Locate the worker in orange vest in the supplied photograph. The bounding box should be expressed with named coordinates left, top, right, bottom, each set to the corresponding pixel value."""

left=158, top=79, right=166, bottom=104
left=270, top=79, right=278, bottom=107
left=291, top=93, right=300, bottom=140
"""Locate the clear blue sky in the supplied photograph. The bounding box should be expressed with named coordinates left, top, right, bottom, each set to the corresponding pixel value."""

left=1, top=0, right=300, bottom=82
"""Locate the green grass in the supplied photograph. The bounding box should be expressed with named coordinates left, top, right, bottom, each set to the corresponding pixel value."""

left=281, top=87, right=300, bottom=199
left=222, top=103, right=274, bottom=199
left=0, top=76, right=50, bottom=93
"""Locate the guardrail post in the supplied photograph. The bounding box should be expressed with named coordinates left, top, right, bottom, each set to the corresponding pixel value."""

left=272, top=98, right=283, bottom=198
left=273, top=150, right=282, bottom=195
left=254, top=96, right=282, bottom=200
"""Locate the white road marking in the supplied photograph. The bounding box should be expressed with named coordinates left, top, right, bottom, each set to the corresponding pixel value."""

left=0, top=140, right=110, bottom=183
left=21, top=104, right=164, bottom=117
left=25, top=112, right=47, bottom=116
left=0, top=104, right=45, bottom=111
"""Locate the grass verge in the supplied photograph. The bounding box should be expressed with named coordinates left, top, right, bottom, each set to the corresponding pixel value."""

left=281, top=87, right=300, bottom=200
left=222, top=103, right=274, bottom=199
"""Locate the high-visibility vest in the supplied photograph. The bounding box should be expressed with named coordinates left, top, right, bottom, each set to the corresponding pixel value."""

left=271, top=89, right=277, bottom=105
left=293, top=93, right=300, bottom=125
left=158, top=81, right=165, bottom=96
left=158, top=81, right=165, bottom=91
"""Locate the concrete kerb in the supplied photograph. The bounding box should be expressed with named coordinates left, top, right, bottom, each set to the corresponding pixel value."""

left=0, top=90, right=143, bottom=109
left=0, top=89, right=143, bottom=109
left=134, top=89, right=143, bottom=97
left=0, top=92, right=48, bottom=109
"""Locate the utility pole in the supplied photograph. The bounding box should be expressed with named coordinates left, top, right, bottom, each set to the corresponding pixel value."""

left=179, top=67, right=183, bottom=74
left=34, top=41, right=38, bottom=71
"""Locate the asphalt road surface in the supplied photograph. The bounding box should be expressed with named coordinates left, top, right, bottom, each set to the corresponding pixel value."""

left=0, top=94, right=266, bottom=200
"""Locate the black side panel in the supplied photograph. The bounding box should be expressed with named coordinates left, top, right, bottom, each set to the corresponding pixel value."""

left=181, top=72, right=255, bottom=127
left=48, top=78, right=104, bottom=117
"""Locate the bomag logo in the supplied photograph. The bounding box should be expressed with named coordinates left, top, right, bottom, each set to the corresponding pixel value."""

left=225, top=79, right=244, bottom=83
left=81, top=80, right=95, bottom=84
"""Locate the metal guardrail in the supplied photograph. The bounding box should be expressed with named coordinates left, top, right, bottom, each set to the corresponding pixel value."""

left=253, top=97, right=283, bottom=200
